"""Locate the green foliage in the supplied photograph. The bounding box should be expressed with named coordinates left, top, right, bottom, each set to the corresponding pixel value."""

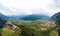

left=2, top=30, right=19, bottom=36
left=14, top=20, right=57, bottom=36
left=0, top=20, right=58, bottom=36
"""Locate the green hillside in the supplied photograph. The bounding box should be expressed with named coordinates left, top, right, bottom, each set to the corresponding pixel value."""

left=0, top=20, right=58, bottom=36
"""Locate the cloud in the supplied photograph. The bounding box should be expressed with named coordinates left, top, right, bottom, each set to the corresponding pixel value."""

left=0, top=0, right=53, bottom=9
left=0, top=0, right=60, bottom=16
left=0, top=3, right=14, bottom=16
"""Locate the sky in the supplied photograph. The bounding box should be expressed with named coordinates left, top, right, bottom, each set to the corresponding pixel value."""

left=0, top=0, right=60, bottom=16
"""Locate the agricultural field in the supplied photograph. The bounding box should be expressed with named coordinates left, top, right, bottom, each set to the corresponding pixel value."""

left=0, top=20, right=58, bottom=36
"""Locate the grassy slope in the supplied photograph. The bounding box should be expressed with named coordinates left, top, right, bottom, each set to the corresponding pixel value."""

left=1, top=20, right=58, bottom=36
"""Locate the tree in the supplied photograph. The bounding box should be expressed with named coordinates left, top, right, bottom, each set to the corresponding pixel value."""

left=0, top=18, right=7, bottom=28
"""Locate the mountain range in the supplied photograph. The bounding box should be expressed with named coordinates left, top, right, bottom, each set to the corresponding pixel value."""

left=51, top=12, right=60, bottom=21
left=20, top=14, right=50, bottom=21
left=0, top=13, right=50, bottom=21
left=51, top=12, right=60, bottom=26
left=0, top=13, right=8, bottom=20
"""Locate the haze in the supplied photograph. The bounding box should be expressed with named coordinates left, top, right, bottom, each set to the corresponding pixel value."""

left=0, top=0, right=60, bottom=16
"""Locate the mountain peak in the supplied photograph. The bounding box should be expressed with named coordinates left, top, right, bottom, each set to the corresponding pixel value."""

left=20, top=14, right=50, bottom=21
left=51, top=12, right=60, bottom=21
left=0, top=13, right=8, bottom=20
